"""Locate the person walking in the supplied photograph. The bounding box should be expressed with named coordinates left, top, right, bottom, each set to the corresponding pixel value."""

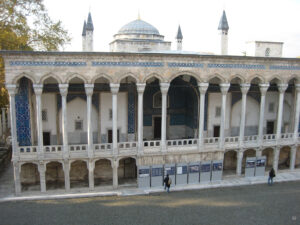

left=164, top=174, right=171, bottom=193
left=268, top=168, right=275, bottom=185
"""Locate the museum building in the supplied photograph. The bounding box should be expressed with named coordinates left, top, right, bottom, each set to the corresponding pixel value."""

left=2, top=11, right=300, bottom=193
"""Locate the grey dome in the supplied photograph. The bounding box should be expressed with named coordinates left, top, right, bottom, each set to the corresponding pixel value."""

left=118, top=19, right=160, bottom=35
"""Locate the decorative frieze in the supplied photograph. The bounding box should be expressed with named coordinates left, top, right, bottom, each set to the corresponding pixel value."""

left=10, top=61, right=86, bottom=67
left=92, top=61, right=163, bottom=67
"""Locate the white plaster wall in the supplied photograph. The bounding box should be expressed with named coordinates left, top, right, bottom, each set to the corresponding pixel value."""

left=246, top=41, right=283, bottom=57
left=264, top=92, right=279, bottom=132
left=100, top=92, right=128, bottom=137
left=207, top=92, right=231, bottom=136
left=42, top=93, right=57, bottom=135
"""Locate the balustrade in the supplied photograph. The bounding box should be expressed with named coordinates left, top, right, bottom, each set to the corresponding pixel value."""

left=167, top=138, right=197, bottom=147
left=19, top=146, right=37, bottom=153
left=94, top=143, right=112, bottom=151
left=143, top=140, right=161, bottom=148
left=69, top=144, right=88, bottom=152
left=224, top=136, right=238, bottom=143
left=204, top=137, right=219, bottom=144
left=43, top=145, right=62, bottom=153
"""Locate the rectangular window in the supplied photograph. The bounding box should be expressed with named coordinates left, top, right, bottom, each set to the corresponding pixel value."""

left=268, top=103, right=274, bottom=113
left=215, top=107, right=221, bottom=117
left=42, top=109, right=47, bottom=121
left=109, top=109, right=112, bottom=120
left=75, top=120, right=83, bottom=130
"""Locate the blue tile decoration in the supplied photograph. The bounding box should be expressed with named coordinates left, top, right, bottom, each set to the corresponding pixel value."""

left=10, top=61, right=86, bottom=67
left=144, top=115, right=152, bottom=126
left=167, top=62, right=204, bottom=68
left=15, top=78, right=31, bottom=146
left=208, top=64, right=265, bottom=69
left=92, top=61, right=163, bottom=67
left=127, top=84, right=135, bottom=134
left=170, top=114, right=185, bottom=125
left=270, top=65, right=300, bottom=70
left=204, top=93, right=208, bottom=131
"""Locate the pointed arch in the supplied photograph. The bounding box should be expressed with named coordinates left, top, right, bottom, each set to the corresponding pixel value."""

left=168, top=71, right=201, bottom=83
left=118, top=72, right=139, bottom=83
left=247, top=74, right=266, bottom=84
left=286, top=75, right=300, bottom=84
left=12, top=73, right=36, bottom=84
left=39, top=73, right=62, bottom=84
left=206, top=74, right=226, bottom=83
left=65, top=73, right=88, bottom=84
left=229, top=74, right=246, bottom=83
left=142, top=73, right=165, bottom=83
left=267, top=75, right=284, bottom=84
left=92, top=73, right=113, bottom=84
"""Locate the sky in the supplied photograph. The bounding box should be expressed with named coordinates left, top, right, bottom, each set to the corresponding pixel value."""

left=43, top=0, right=300, bottom=57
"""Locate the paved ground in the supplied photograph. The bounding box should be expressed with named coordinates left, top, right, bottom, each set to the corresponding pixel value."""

left=0, top=181, right=299, bottom=225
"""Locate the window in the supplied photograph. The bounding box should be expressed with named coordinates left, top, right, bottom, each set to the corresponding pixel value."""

left=75, top=120, right=83, bottom=130
left=268, top=103, right=274, bottom=113
left=109, top=109, right=112, bottom=120
left=42, top=109, right=47, bottom=121
left=153, top=91, right=169, bottom=108
left=265, top=48, right=270, bottom=57
left=215, top=107, right=221, bottom=117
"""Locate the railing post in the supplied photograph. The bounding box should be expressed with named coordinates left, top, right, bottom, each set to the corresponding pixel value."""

left=198, top=82, right=209, bottom=150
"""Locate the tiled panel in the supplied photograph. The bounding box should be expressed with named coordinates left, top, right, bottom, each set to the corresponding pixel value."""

left=127, top=85, right=135, bottom=133
left=10, top=61, right=86, bottom=66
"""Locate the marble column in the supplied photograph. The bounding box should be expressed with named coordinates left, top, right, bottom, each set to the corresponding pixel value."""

left=290, top=145, right=297, bottom=171
left=110, top=84, right=120, bottom=155
left=59, top=84, right=69, bottom=158
left=33, top=84, right=44, bottom=158
left=239, top=84, right=250, bottom=146
left=198, top=82, right=209, bottom=149
left=2, top=108, right=6, bottom=134
left=13, top=162, right=21, bottom=194
left=273, top=146, right=280, bottom=172
left=219, top=83, right=230, bottom=148
left=7, top=107, right=10, bottom=129
left=85, top=84, right=94, bottom=158
left=160, top=83, right=170, bottom=152
left=256, top=149, right=262, bottom=157
left=6, top=84, right=18, bottom=159
left=258, top=83, right=269, bottom=143
left=236, top=151, right=243, bottom=176
left=88, top=160, right=95, bottom=190
left=137, top=83, right=146, bottom=153
left=63, top=160, right=70, bottom=191
left=112, top=159, right=119, bottom=189
left=38, top=163, right=46, bottom=192
left=293, top=84, right=300, bottom=141
left=276, top=84, right=288, bottom=140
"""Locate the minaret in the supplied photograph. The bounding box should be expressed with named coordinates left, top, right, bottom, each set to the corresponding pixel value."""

left=85, top=12, right=94, bottom=51
left=82, top=20, right=87, bottom=51
left=218, top=10, right=229, bottom=55
left=176, top=25, right=183, bottom=51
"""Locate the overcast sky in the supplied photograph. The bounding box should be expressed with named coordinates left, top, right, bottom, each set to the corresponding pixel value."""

left=44, top=0, right=300, bottom=57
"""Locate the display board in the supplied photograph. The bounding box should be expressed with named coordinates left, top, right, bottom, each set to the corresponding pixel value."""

left=176, top=163, right=188, bottom=185
left=211, top=160, right=223, bottom=181
left=151, top=165, right=163, bottom=187
left=164, top=164, right=176, bottom=186
left=255, top=156, right=266, bottom=177
left=188, top=163, right=200, bottom=184
left=138, top=166, right=150, bottom=188
left=200, top=161, right=211, bottom=183
left=245, top=157, right=256, bottom=177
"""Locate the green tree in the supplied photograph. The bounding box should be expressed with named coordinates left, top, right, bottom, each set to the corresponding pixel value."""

left=0, top=0, right=71, bottom=108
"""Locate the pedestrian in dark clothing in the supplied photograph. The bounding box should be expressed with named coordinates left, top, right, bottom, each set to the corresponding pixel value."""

left=268, top=168, right=275, bottom=185
left=164, top=174, right=171, bottom=193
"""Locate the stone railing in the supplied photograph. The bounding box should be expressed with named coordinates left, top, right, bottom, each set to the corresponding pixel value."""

left=204, top=137, right=219, bottom=145
left=167, top=138, right=198, bottom=147
left=69, top=144, right=88, bottom=152
left=143, top=140, right=161, bottom=148
left=94, top=143, right=112, bottom=151
left=19, top=146, right=37, bottom=154
left=44, top=145, right=62, bottom=153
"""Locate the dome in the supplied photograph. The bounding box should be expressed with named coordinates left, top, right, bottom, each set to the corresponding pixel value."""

left=118, top=19, right=160, bottom=35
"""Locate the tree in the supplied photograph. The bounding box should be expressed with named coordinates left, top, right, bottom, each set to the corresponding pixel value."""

left=0, top=0, right=71, bottom=108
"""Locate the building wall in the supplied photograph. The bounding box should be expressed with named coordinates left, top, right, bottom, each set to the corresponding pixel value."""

left=42, top=94, right=57, bottom=144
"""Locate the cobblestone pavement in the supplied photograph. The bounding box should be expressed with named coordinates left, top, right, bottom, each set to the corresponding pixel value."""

left=0, top=181, right=299, bottom=225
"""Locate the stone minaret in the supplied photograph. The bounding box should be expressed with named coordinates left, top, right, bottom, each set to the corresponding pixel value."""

left=218, top=10, right=229, bottom=55
left=176, top=25, right=183, bottom=51
left=82, top=20, right=87, bottom=51
left=85, top=12, right=94, bottom=51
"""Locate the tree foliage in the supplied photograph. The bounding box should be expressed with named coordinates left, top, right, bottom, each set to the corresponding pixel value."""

left=0, top=0, right=71, bottom=108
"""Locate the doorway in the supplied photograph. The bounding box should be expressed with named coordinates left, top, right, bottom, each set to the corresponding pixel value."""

left=153, top=117, right=161, bottom=139
left=267, top=121, right=275, bottom=134
left=213, top=125, right=220, bottom=137
left=108, top=129, right=119, bottom=143
left=43, top=132, right=50, bottom=145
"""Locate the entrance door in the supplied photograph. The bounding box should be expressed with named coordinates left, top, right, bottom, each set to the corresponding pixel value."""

left=108, top=130, right=119, bottom=143
left=154, top=117, right=161, bottom=139
left=267, top=121, right=275, bottom=134
left=43, top=132, right=51, bottom=145
left=213, top=126, right=220, bottom=137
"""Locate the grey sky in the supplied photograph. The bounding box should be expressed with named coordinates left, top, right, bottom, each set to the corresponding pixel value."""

left=44, top=0, right=300, bottom=57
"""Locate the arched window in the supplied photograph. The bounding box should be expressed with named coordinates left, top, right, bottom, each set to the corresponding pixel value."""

left=265, top=48, right=270, bottom=57
left=153, top=91, right=169, bottom=108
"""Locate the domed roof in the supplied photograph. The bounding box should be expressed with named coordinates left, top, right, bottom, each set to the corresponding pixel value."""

left=118, top=19, right=160, bottom=35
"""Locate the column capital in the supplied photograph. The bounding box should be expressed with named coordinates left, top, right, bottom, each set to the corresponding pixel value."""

left=33, top=84, right=44, bottom=95
left=198, top=82, right=209, bottom=94
left=110, top=83, right=120, bottom=94
left=278, top=83, right=288, bottom=93
left=84, top=84, right=94, bottom=96
left=137, top=83, right=146, bottom=94
left=259, top=83, right=269, bottom=95
left=5, top=84, right=18, bottom=96
left=240, top=83, right=250, bottom=94
left=59, top=84, right=69, bottom=96
left=220, top=83, right=230, bottom=94
left=160, top=82, right=170, bottom=94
